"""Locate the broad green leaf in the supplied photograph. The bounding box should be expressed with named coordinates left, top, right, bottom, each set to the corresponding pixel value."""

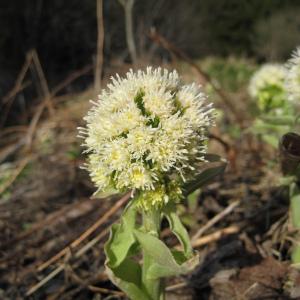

left=106, top=258, right=151, bottom=300
left=183, top=163, right=226, bottom=196
left=105, top=204, right=137, bottom=268
left=133, top=229, right=199, bottom=279
left=163, top=204, right=193, bottom=257
left=105, top=203, right=152, bottom=300
left=147, top=254, right=199, bottom=279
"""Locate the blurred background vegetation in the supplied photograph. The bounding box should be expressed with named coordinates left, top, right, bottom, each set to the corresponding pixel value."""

left=1, top=0, right=300, bottom=99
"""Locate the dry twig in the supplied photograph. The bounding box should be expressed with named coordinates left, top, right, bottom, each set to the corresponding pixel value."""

left=191, top=200, right=240, bottom=241
left=88, top=285, right=124, bottom=296
left=166, top=281, right=187, bottom=292
left=1, top=197, right=97, bottom=248
left=191, top=225, right=240, bottom=248
left=31, top=49, right=54, bottom=115
left=94, top=0, right=104, bottom=94
left=26, top=265, right=64, bottom=296
left=37, top=192, right=131, bottom=272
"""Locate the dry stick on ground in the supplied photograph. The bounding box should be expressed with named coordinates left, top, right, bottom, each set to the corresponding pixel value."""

left=64, top=264, right=124, bottom=297
left=1, top=59, right=92, bottom=150
left=30, top=49, right=55, bottom=116
left=1, top=197, right=96, bottom=249
left=27, top=223, right=239, bottom=297
left=26, top=227, right=109, bottom=296
left=190, top=225, right=240, bottom=248
left=2, top=49, right=53, bottom=129
left=148, top=28, right=243, bottom=125
left=26, top=265, right=65, bottom=296
left=166, top=282, right=188, bottom=292
left=88, top=285, right=124, bottom=296
left=65, top=262, right=124, bottom=297
left=25, top=102, right=47, bottom=149
left=167, top=225, right=241, bottom=294
left=191, top=200, right=240, bottom=241
left=25, top=63, right=93, bottom=149
left=37, top=192, right=131, bottom=272
left=94, top=0, right=104, bottom=94
left=1, top=49, right=54, bottom=151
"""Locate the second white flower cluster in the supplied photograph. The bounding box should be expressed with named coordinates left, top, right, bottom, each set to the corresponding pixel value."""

left=249, top=47, right=300, bottom=112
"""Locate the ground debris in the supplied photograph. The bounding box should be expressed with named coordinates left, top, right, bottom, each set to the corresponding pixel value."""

left=0, top=86, right=296, bottom=299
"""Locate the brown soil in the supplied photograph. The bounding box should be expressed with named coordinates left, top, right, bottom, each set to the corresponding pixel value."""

left=1, top=90, right=300, bottom=300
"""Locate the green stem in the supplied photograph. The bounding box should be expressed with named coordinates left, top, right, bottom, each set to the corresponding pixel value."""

left=142, top=208, right=164, bottom=300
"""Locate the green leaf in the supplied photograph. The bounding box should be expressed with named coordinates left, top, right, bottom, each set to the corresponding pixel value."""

left=105, top=203, right=152, bottom=300
left=133, top=229, right=199, bottom=279
left=292, top=247, right=300, bottom=265
left=92, top=186, right=120, bottom=199
left=183, top=163, right=226, bottom=196
left=105, top=204, right=137, bottom=268
left=171, top=250, right=188, bottom=265
left=163, top=203, right=193, bottom=258
left=106, top=258, right=151, bottom=300
left=187, top=189, right=201, bottom=211
left=262, top=134, right=279, bottom=148
left=251, top=119, right=289, bottom=134
left=203, top=153, right=223, bottom=162
left=262, top=115, right=296, bottom=126
left=148, top=254, right=199, bottom=280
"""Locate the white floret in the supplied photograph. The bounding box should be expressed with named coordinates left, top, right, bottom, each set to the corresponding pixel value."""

left=286, top=47, right=300, bottom=102
left=249, top=64, right=286, bottom=98
left=81, top=67, right=214, bottom=205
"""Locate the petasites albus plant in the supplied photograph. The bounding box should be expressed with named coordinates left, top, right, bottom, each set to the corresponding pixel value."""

left=282, top=48, right=300, bottom=267
left=79, top=67, right=225, bottom=300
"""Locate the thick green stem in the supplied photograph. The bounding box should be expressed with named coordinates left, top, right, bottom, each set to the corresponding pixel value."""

left=142, top=208, right=164, bottom=300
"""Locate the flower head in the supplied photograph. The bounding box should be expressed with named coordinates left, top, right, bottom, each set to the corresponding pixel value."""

left=286, top=47, right=300, bottom=103
left=80, top=67, right=214, bottom=209
left=249, top=64, right=287, bottom=112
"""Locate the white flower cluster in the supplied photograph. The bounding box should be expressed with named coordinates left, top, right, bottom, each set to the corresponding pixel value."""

left=248, top=64, right=286, bottom=99
left=80, top=67, right=214, bottom=207
left=286, top=47, right=300, bottom=103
